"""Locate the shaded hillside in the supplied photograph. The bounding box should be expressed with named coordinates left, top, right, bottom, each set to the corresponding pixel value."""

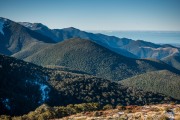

left=0, top=17, right=54, bottom=56
left=162, top=53, right=180, bottom=70
left=25, top=38, right=179, bottom=81
left=120, top=70, right=180, bottom=99
left=0, top=54, right=54, bottom=115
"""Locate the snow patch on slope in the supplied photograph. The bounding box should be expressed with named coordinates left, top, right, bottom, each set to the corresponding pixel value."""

left=2, top=98, right=11, bottom=110
left=140, top=47, right=179, bottom=53
left=38, top=84, right=50, bottom=104
left=139, top=46, right=179, bottom=59
left=25, top=79, right=50, bottom=104
left=33, top=81, right=50, bottom=104
left=19, top=22, right=33, bottom=28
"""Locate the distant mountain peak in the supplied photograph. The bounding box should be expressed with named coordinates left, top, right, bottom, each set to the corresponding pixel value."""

left=19, top=22, right=48, bottom=30
left=62, top=27, right=80, bottom=31
left=19, top=22, right=34, bottom=28
left=17, top=18, right=180, bottom=61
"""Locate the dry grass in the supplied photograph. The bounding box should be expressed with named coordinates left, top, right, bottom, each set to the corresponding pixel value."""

left=59, top=104, right=180, bottom=120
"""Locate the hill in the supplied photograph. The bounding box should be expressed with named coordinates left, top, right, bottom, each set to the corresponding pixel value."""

left=24, top=38, right=179, bottom=81
left=0, top=54, right=178, bottom=116
left=120, top=70, right=180, bottom=99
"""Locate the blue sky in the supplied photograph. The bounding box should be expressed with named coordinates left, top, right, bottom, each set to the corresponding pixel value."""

left=0, top=0, right=180, bottom=31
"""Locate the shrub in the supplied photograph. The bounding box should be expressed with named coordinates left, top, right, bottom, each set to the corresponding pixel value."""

left=103, top=104, right=113, bottom=110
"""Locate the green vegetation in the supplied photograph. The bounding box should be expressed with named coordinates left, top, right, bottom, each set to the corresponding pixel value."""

left=120, top=70, right=180, bottom=99
left=25, top=38, right=179, bottom=81
left=48, top=69, right=178, bottom=107
left=1, top=54, right=178, bottom=116
left=103, top=104, right=113, bottom=110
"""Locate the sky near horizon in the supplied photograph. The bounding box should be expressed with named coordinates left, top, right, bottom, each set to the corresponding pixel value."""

left=0, top=0, right=180, bottom=31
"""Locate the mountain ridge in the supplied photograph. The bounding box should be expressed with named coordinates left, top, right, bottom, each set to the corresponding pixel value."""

left=24, top=38, right=180, bottom=81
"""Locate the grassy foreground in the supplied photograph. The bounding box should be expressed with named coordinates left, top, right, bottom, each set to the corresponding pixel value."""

left=1, top=103, right=180, bottom=120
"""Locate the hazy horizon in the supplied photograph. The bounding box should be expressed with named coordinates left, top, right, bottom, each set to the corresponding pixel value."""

left=89, top=30, right=180, bottom=44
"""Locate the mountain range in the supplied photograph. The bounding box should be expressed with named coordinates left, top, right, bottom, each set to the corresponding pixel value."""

left=19, top=20, right=180, bottom=70
left=0, top=17, right=180, bottom=117
left=1, top=17, right=180, bottom=70
left=19, top=21, right=180, bottom=61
